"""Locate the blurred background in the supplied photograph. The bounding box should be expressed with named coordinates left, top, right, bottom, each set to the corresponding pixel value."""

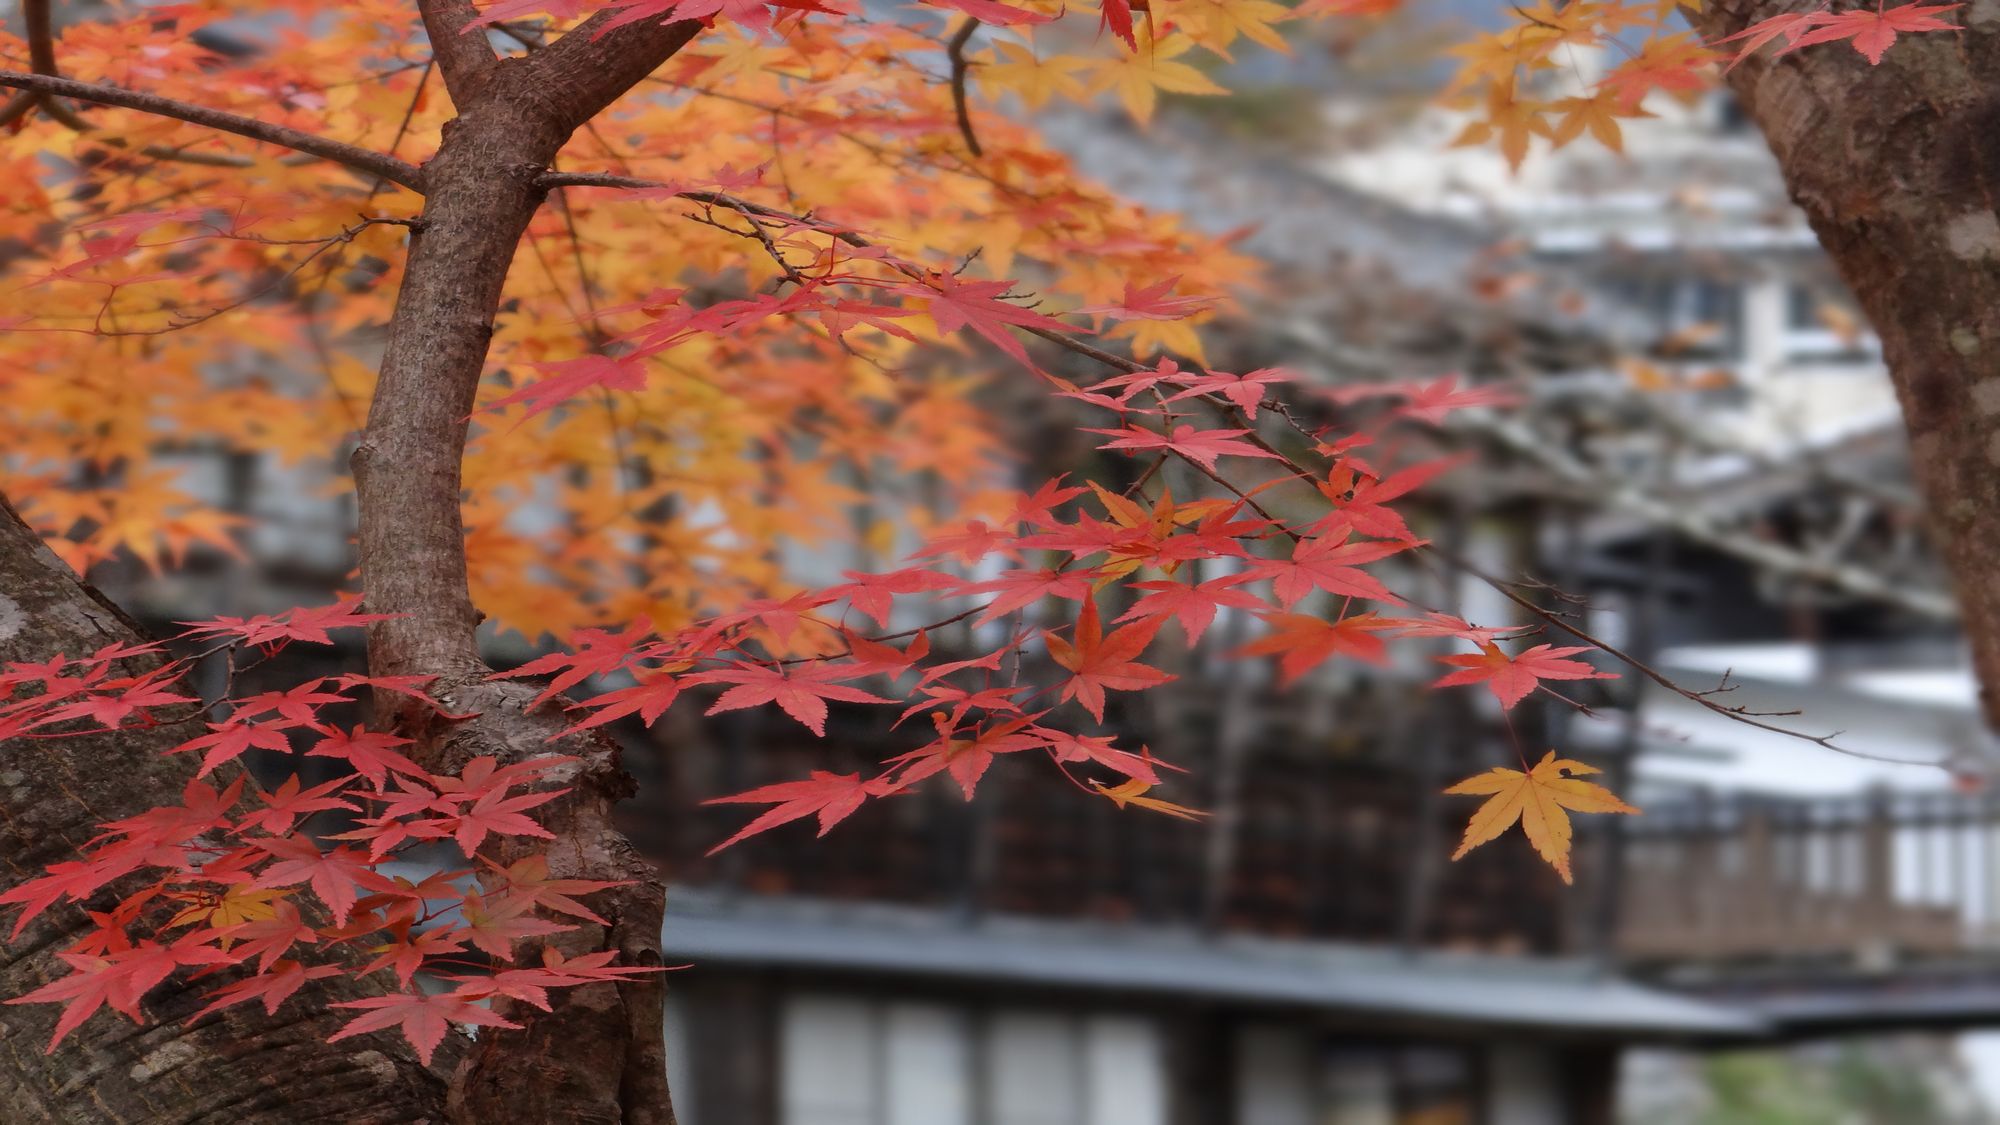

left=45, top=1, right=2000, bottom=1122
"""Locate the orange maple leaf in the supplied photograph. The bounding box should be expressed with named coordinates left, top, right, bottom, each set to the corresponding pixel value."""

left=1445, top=752, right=1637, bottom=883
left=1092, top=777, right=1207, bottom=821
left=1042, top=598, right=1173, bottom=721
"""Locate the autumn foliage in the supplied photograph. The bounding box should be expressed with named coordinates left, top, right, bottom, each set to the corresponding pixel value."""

left=0, top=0, right=1955, bottom=1073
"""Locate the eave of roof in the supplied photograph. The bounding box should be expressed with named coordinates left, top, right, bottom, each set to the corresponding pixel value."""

left=661, top=889, right=1765, bottom=1041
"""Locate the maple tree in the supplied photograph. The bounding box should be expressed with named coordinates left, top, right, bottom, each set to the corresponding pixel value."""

left=0, top=0, right=1983, bottom=1120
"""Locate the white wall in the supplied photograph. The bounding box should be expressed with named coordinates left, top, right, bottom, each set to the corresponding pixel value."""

left=776, top=993, right=1167, bottom=1125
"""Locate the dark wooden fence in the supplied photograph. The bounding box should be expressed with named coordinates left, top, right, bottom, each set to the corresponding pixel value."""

left=1605, top=789, right=2000, bottom=965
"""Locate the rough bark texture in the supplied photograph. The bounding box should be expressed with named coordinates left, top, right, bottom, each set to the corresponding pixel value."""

left=347, top=8, right=701, bottom=1123
left=1689, top=0, right=2000, bottom=723
left=0, top=496, right=451, bottom=1124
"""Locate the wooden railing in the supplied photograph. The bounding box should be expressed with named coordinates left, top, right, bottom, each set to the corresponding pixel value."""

left=1608, top=789, right=2000, bottom=965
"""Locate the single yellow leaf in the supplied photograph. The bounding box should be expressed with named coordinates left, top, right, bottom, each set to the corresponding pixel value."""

left=1444, top=751, right=1638, bottom=882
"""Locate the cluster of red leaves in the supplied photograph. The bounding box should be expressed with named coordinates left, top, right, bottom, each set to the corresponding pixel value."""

left=1717, top=2, right=1962, bottom=67
left=449, top=210, right=1631, bottom=864
left=0, top=621, right=657, bottom=1062
left=458, top=231, right=1625, bottom=858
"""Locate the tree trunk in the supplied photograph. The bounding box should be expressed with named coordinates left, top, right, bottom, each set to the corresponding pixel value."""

left=344, top=10, right=701, bottom=1123
left=1690, top=4, right=2000, bottom=725
left=0, top=496, right=451, bottom=1124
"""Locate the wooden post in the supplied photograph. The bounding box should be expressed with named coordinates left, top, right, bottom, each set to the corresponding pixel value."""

left=1858, top=788, right=1896, bottom=968
left=1740, top=802, right=1775, bottom=955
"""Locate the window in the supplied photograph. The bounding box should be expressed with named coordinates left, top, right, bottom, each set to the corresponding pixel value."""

left=778, top=994, right=1166, bottom=1125
left=1604, top=276, right=1745, bottom=362
left=1781, top=283, right=1875, bottom=365
left=1235, top=1027, right=1482, bottom=1125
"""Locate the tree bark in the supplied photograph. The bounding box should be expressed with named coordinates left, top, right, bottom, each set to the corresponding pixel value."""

left=0, top=496, right=451, bottom=1124
left=1689, top=3, right=2000, bottom=725
left=346, top=10, right=701, bottom=1123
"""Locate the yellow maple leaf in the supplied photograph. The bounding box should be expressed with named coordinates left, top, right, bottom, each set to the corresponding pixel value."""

left=1549, top=94, right=1645, bottom=154
left=1174, top=0, right=1295, bottom=58
left=1085, top=31, right=1230, bottom=125
left=165, top=885, right=286, bottom=934
left=977, top=40, right=1092, bottom=109
left=1445, top=751, right=1638, bottom=883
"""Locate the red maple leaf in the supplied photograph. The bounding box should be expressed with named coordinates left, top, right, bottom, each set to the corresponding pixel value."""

left=1166, top=366, right=1292, bottom=419
left=955, top=566, right=1096, bottom=625
left=1118, top=575, right=1265, bottom=647
left=1786, top=2, right=1961, bottom=64
left=1089, top=423, right=1285, bottom=474
left=483, top=854, right=629, bottom=926
left=1238, top=612, right=1397, bottom=685
left=1099, top=0, right=1145, bottom=49
left=910, top=519, right=1018, bottom=564
left=1715, top=9, right=1823, bottom=65
left=458, top=892, right=576, bottom=960
left=237, top=774, right=359, bottom=835
left=449, top=948, right=666, bottom=1012
left=359, top=924, right=469, bottom=985
left=559, top=672, right=682, bottom=736
left=704, top=770, right=900, bottom=853
left=1316, top=454, right=1467, bottom=541
left=883, top=715, right=1041, bottom=798
left=694, top=662, right=892, bottom=735
left=170, top=719, right=301, bottom=778
left=1077, top=276, right=1218, bottom=323
left=305, top=725, right=428, bottom=791
left=180, top=596, right=397, bottom=650
left=1006, top=477, right=1088, bottom=529
left=7, top=936, right=228, bottom=1051
left=896, top=274, right=1074, bottom=367
left=480, top=354, right=646, bottom=419
left=222, top=901, right=318, bottom=971
left=1034, top=727, right=1177, bottom=785
left=436, top=785, right=563, bottom=854
left=1389, top=611, right=1529, bottom=645
left=1433, top=643, right=1617, bottom=709
left=493, top=617, right=655, bottom=708
left=228, top=680, right=351, bottom=726
left=923, top=0, right=1055, bottom=24
left=193, top=960, right=342, bottom=1020
left=1598, top=36, right=1720, bottom=111
left=1247, top=532, right=1407, bottom=608
left=1042, top=599, right=1173, bottom=721
left=1393, top=375, right=1520, bottom=425
left=831, top=566, right=959, bottom=628
left=34, top=670, right=195, bottom=730
left=328, top=988, right=522, bottom=1066
left=253, top=838, right=382, bottom=927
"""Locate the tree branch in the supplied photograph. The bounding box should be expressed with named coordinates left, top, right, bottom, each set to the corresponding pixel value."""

left=0, top=71, right=424, bottom=191
left=946, top=18, right=983, bottom=158
left=419, top=0, right=501, bottom=107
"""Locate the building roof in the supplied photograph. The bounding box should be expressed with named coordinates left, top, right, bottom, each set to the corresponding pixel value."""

left=661, top=889, right=1765, bottom=1041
